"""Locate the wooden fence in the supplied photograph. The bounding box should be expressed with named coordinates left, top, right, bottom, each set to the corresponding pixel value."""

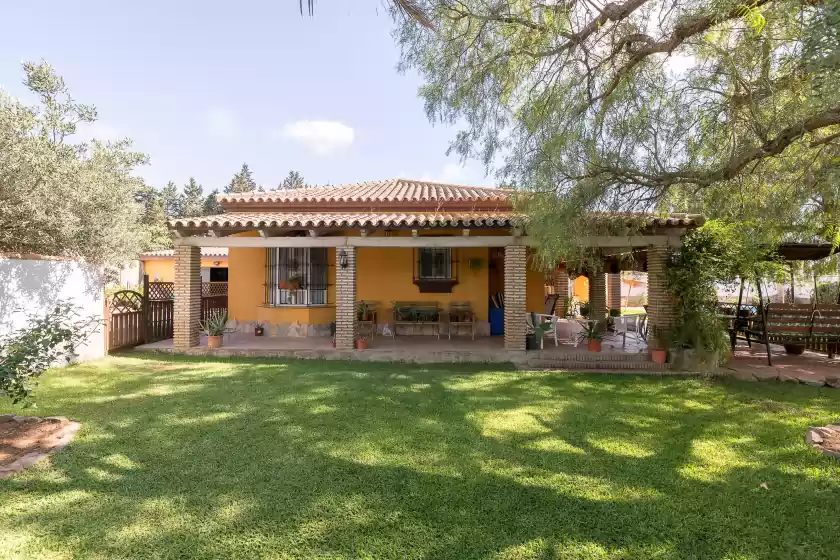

left=107, top=276, right=227, bottom=352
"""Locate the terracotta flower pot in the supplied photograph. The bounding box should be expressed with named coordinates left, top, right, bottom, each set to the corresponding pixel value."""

left=208, top=335, right=223, bottom=349
left=356, top=339, right=369, bottom=350
left=588, top=339, right=602, bottom=352
left=651, top=348, right=667, bottom=364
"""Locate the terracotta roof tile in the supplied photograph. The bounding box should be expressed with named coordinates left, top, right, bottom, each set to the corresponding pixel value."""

left=170, top=212, right=517, bottom=230
left=140, top=247, right=229, bottom=258
left=217, top=179, right=511, bottom=205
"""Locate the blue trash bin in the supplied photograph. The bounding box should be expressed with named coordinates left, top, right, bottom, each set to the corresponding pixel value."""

left=489, top=307, right=504, bottom=336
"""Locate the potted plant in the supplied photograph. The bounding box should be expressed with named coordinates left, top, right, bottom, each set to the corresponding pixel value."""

left=254, top=321, right=265, bottom=337
left=650, top=326, right=668, bottom=364
left=356, top=334, right=369, bottom=350
left=357, top=301, right=371, bottom=321
left=783, top=340, right=806, bottom=355
left=578, top=320, right=603, bottom=352
left=200, top=311, right=228, bottom=349
left=287, top=275, right=301, bottom=290
left=526, top=312, right=549, bottom=350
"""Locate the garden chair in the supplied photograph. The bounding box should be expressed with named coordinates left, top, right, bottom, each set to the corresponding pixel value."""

left=526, top=313, right=560, bottom=349
left=446, top=301, right=476, bottom=339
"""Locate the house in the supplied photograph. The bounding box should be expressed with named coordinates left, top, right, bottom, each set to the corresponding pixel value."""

left=167, top=179, right=701, bottom=351
left=139, top=248, right=229, bottom=282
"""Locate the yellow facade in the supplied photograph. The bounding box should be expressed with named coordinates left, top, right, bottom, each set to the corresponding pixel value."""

left=225, top=228, right=547, bottom=326
left=143, top=258, right=227, bottom=282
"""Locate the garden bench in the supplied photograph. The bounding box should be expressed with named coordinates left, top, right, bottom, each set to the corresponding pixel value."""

left=744, top=303, right=840, bottom=358
left=390, top=301, right=442, bottom=338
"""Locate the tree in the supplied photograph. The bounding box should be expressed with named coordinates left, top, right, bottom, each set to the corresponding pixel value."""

left=180, top=177, right=206, bottom=218
left=394, top=0, right=840, bottom=263
left=225, top=162, right=258, bottom=193
left=281, top=170, right=308, bottom=190
left=134, top=185, right=171, bottom=249
left=160, top=181, right=182, bottom=218
left=203, top=189, right=224, bottom=215
left=0, top=62, right=149, bottom=265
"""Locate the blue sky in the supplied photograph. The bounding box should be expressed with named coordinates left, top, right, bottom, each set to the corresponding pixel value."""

left=0, top=0, right=491, bottom=191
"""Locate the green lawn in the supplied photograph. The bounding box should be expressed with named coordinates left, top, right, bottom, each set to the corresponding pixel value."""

left=2, top=356, right=839, bottom=559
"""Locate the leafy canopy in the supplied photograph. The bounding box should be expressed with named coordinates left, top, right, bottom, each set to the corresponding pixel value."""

left=395, top=0, right=840, bottom=263
left=0, top=62, right=150, bottom=265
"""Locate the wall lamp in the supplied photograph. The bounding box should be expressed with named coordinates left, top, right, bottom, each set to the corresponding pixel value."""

left=339, top=249, right=349, bottom=269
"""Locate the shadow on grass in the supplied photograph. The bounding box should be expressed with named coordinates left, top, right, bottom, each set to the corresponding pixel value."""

left=1, top=354, right=839, bottom=559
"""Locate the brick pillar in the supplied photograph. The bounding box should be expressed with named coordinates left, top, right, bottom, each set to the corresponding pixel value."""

left=504, top=246, right=527, bottom=350
left=553, top=266, right=569, bottom=316
left=335, top=247, right=357, bottom=349
left=174, top=245, right=201, bottom=349
left=647, top=245, right=674, bottom=348
left=588, top=271, right=607, bottom=323
left=607, top=273, right=622, bottom=310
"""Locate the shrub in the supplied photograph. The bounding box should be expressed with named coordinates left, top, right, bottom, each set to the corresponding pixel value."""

left=0, top=302, right=100, bottom=406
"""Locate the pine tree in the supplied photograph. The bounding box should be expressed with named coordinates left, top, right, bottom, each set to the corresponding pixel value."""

left=160, top=181, right=182, bottom=218
left=181, top=177, right=205, bottom=218
left=203, top=188, right=224, bottom=215
left=225, top=162, right=258, bottom=193
left=134, top=185, right=171, bottom=249
left=280, top=170, right=308, bottom=190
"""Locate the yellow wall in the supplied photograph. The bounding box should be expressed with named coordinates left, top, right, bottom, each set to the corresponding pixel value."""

left=572, top=276, right=590, bottom=302
left=356, top=246, right=490, bottom=320
left=142, top=258, right=227, bottom=282
left=224, top=228, right=547, bottom=326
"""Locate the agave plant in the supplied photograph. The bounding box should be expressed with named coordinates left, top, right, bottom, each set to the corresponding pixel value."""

left=200, top=311, right=229, bottom=337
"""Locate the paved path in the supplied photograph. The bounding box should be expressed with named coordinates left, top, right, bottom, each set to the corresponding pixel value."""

left=725, top=342, right=840, bottom=387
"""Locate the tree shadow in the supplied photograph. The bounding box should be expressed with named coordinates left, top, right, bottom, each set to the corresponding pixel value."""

left=1, top=355, right=839, bottom=558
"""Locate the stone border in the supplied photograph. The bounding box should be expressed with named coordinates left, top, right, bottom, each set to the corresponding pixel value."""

left=0, top=416, right=81, bottom=480
left=805, top=425, right=840, bottom=460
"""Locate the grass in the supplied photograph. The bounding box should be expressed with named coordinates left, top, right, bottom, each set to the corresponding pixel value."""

left=1, top=355, right=839, bottom=559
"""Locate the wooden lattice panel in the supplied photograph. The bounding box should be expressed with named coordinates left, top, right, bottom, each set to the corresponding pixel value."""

left=202, top=282, right=228, bottom=297
left=110, top=290, right=143, bottom=314
left=148, top=282, right=175, bottom=301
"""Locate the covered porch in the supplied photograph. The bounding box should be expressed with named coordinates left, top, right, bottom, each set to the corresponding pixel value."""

left=137, top=329, right=657, bottom=369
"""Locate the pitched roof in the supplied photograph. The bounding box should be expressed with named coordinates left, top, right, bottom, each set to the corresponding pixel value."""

left=217, top=179, right=512, bottom=210
left=140, top=247, right=228, bottom=259
left=170, top=211, right=517, bottom=230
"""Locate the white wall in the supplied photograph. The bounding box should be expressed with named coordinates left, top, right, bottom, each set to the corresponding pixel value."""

left=0, top=256, right=106, bottom=362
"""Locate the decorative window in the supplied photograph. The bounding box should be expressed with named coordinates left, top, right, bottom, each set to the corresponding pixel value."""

left=419, top=248, right=452, bottom=279
left=414, top=248, right=459, bottom=293
left=265, top=248, right=329, bottom=306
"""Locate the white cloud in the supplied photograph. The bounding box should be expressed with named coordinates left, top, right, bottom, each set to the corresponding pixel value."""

left=276, top=120, right=355, bottom=156
left=203, top=108, right=240, bottom=139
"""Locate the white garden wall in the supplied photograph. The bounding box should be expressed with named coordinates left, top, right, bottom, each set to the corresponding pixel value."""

left=0, top=255, right=106, bottom=362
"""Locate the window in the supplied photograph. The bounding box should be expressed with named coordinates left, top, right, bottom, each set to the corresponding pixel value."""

left=265, top=248, right=329, bottom=306
left=419, top=248, right=452, bottom=279
left=414, top=248, right=459, bottom=293
left=209, top=267, right=228, bottom=282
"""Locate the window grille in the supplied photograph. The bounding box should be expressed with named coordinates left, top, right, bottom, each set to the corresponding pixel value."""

left=265, top=248, right=329, bottom=306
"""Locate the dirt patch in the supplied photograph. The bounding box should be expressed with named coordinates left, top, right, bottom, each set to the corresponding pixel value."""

left=0, top=415, right=80, bottom=479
